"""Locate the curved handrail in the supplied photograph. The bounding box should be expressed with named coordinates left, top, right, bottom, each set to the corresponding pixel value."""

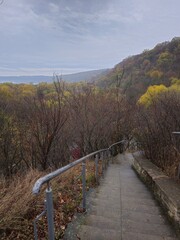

left=33, top=149, right=107, bottom=195
left=108, top=140, right=126, bottom=149
left=172, top=132, right=180, bottom=135
left=32, top=140, right=125, bottom=195
left=32, top=140, right=126, bottom=240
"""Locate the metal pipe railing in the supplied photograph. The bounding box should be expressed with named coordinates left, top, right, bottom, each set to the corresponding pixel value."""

left=108, top=140, right=126, bottom=149
left=172, top=132, right=180, bottom=178
left=33, top=149, right=107, bottom=195
left=32, top=140, right=125, bottom=240
left=172, top=132, right=180, bottom=135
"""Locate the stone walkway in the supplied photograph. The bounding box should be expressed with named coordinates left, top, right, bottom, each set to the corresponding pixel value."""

left=64, top=153, right=178, bottom=240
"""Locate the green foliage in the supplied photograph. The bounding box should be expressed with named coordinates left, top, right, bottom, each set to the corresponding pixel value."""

left=170, top=77, right=180, bottom=91
left=157, top=51, right=173, bottom=70
left=148, top=70, right=163, bottom=79
left=169, top=83, right=180, bottom=91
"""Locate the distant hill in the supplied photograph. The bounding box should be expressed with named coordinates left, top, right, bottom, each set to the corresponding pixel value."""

left=62, top=69, right=110, bottom=82
left=96, top=37, right=180, bottom=100
left=0, top=69, right=110, bottom=84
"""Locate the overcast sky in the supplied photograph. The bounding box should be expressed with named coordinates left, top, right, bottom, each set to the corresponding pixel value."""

left=0, top=0, right=179, bottom=76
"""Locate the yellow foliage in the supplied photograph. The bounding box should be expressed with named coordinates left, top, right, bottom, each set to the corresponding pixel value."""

left=64, top=90, right=71, bottom=98
left=169, top=83, right=180, bottom=92
left=138, top=84, right=167, bottom=107
left=0, top=84, right=13, bottom=98
left=19, top=84, right=35, bottom=97
left=170, top=77, right=180, bottom=86
left=46, top=99, right=58, bottom=108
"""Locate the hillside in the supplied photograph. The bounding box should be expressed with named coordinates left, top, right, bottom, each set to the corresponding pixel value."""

left=96, top=37, right=180, bottom=100
left=0, top=69, right=109, bottom=84
left=62, top=69, right=110, bottom=82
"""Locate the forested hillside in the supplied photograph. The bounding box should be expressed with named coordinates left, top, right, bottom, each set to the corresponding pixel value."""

left=96, top=37, right=180, bottom=100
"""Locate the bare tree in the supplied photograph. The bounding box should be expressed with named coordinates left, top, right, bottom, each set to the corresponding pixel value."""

left=135, top=90, right=180, bottom=176
left=23, top=79, right=68, bottom=170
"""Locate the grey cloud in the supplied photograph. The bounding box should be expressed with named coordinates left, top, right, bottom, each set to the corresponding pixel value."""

left=0, top=0, right=180, bottom=76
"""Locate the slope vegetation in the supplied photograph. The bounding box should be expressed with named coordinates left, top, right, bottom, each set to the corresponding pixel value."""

left=96, top=37, right=180, bottom=100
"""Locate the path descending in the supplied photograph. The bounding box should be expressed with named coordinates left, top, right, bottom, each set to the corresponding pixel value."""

left=64, top=153, right=178, bottom=240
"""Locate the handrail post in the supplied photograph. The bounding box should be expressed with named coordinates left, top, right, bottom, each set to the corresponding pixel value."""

left=172, top=132, right=180, bottom=179
left=46, top=184, right=55, bottom=240
left=34, top=200, right=47, bottom=240
left=95, top=154, right=99, bottom=184
left=105, top=151, right=108, bottom=169
left=107, top=149, right=112, bottom=166
left=101, top=152, right=104, bottom=176
left=82, top=160, right=86, bottom=211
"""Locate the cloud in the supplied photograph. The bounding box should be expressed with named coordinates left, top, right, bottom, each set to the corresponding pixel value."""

left=0, top=0, right=180, bottom=76
left=0, top=66, right=98, bottom=76
left=0, top=0, right=145, bottom=42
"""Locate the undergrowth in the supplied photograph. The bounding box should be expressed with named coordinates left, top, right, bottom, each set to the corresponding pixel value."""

left=0, top=160, right=102, bottom=239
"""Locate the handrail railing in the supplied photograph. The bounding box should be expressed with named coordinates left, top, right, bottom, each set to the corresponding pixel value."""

left=32, top=140, right=125, bottom=240
left=33, top=149, right=106, bottom=195
left=108, top=140, right=126, bottom=149
left=172, top=132, right=180, bottom=178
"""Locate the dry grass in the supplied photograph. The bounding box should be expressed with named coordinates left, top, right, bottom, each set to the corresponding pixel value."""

left=0, top=169, right=43, bottom=223
left=0, top=169, right=44, bottom=239
left=0, top=160, right=102, bottom=239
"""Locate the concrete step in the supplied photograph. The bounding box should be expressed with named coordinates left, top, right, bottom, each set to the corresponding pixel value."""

left=89, top=205, right=121, bottom=220
left=122, top=231, right=178, bottom=240
left=87, top=196, right=121, bottom=209
left=122, top=219, right=176, bottom=237
left=88, top=196, right=162, bottom=215
left=78, top=224, right=121, bottom=240
left=122, top=209, right=168, bottom=224
left=121, top=201, right=163, bottom=215
left=83, top=214, right=121, bottom=231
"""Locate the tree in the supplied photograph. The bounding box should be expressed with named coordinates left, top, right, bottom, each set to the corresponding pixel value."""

left=157, top=52, right=173, bottom=71
left=67, top=84, right=116, bottom=155
left=0, top=112, right=21, bottom=177
left=138, top=84, right=167, bottom=107
left=135, top=90, right=180, bottom=176
left=22, top=79, right=68, bottom=170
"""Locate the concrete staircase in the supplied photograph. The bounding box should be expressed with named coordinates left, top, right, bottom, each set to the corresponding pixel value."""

left=64, top=153, right=178, bottom=240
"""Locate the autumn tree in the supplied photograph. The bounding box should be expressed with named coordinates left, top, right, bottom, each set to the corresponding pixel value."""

left=66, top=84, right=116, bottom=155
left=136, top=89, right=180, bottom=176
left=21, top=79, right=68, bottom=170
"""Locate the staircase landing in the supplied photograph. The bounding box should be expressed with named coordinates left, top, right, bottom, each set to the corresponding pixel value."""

left=64, top=153, right=178, bottom=240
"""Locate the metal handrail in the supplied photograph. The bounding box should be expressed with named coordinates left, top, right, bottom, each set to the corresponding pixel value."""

left=33, top=149, right=107, bottom=195
left=109, top=140, right=126, bottom=149
left=172, top=132, right=180, bottom=178
left=32, top=140, right=125, bottom=240
left=33, top=140, right=126, bottom=195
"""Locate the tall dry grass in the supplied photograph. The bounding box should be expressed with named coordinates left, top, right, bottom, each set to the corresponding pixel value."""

left=0, top=160, right=100, bottom=239
left=0, top=169, right=44, bottom=239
